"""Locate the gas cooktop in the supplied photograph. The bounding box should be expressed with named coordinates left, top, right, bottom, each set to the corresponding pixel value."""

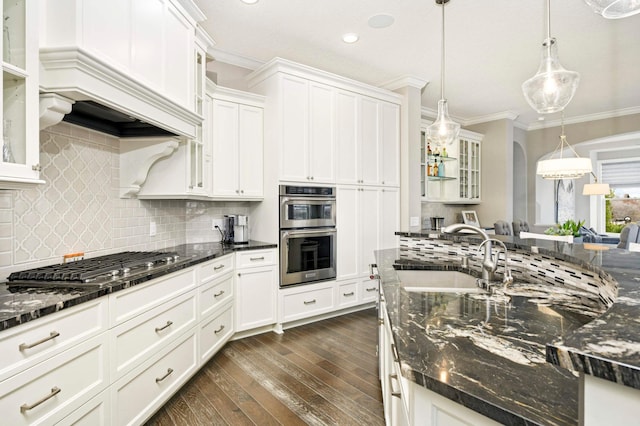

left=7, top=251, right=181, bottom=288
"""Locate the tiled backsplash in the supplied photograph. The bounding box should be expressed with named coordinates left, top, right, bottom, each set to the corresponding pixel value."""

left=0, top=122, right=249, bottom=279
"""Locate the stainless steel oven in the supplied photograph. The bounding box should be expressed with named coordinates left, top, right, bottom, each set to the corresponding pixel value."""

left=279, top=185, right=336, bottom=229
left=279, top=185, right=337, bottom=287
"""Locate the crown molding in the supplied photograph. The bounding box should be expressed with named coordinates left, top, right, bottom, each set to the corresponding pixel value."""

left=208, top=47, right=265, bottom=71
left=525, top=106, right=640, bottom=131
left=421, top=107, right=518, bottom=127
left=380, top=75, right=429, bottom=91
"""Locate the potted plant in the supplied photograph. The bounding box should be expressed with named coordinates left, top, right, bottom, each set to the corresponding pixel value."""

left=544, top=219, right=585, bottom=242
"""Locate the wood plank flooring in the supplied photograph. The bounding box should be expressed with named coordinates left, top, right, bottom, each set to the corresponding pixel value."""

left=146, top=308, right=384, bottom=426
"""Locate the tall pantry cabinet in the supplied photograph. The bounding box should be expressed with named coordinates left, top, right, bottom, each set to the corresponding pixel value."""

left=248, top=58, right=401, bottom=325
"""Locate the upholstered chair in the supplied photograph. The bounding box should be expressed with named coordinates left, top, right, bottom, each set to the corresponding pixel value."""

left=494, top=220, right=512, bottom=236
left=512, top=220, right=530, bottom=237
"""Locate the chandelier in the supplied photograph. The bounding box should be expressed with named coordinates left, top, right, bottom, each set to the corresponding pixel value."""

left=537, top=115, right=592, bottom=179
left=522, top=0, right=580, bottom=114
left=426, top=0, right=460, bottom=148
left=584, top=0, right=640, bottom=18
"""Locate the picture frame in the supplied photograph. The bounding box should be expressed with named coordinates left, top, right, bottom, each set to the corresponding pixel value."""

left=461, top=210, right=480, bottom=227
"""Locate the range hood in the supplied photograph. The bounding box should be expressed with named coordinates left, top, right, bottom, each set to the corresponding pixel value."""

left=62, top=100, right=176, bottom=138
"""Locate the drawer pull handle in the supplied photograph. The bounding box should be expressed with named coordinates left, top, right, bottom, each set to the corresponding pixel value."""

left=250, top=256, right=265, bottom=261
left=214, top=290, right=225, bottom=298
left=155, top=321, right=173, bottom=333
left=343, top=291, right=355, bottom=297
left=155, top=368, right=174, bottom=383
left=391, top=343, right=399, bottom=363
left=214, top=324, right=225, bottom=334
left=214, top=265, right=225, bottom=271
left=303, top=299, right=316, bottom=305
left=19, top=331, right=60, bottom=351
left=366, top=287, right=377, bottom=292
left=389, top=374, right=401, bottom=398
left=20, top=387, right=61, bottom=413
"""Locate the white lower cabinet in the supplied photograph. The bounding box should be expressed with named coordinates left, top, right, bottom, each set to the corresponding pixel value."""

left=234, top=249, right=278, bottom=333
left=109, top=290, right=198, bottom=380
left=58, top=390, right=111, bottom=426
left=199, top=302, right=234, bottom=363
left=281, top=282, right=335, bottom=323
left=111, top=329, right=198, bottom=426
left=0, top=333, right=109, bottom=426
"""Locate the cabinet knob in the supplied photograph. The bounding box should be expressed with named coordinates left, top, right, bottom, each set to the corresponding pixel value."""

left=310, top=176, right=314, bottom=180
left=240, top=189, right=244, bottom=194
left=236, top=189, right=240, bottom=194
left=32, top=164, right=41, bottom=171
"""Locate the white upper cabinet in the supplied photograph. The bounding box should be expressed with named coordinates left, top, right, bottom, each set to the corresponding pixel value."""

left=39, top=0, right=208, bottom=138
left=210, top=88, right=265, bottom=200
left=421, top=126, right=483, bottom=204
left=336, top=93, right=400, bottom=187
left=248, top=58, right=401, bottom=186
left=0, top=0, right=43, bottom=188
left=279, top=75, right=335, bottom=184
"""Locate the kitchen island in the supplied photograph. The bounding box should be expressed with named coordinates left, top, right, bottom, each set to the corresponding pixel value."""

left=377, top=232, right=640, bottom=425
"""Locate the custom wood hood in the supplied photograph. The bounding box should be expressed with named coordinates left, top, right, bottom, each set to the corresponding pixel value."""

left=38, top=0, right=213, bottom=139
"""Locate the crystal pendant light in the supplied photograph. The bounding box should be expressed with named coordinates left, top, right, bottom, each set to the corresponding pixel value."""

left=426, top=0, right=460, bottom=148
left=522, top=0, right=580, bottom=114
left=584, top=0, right=640, bottom=18
left=536, top=114, right=592, bottom=179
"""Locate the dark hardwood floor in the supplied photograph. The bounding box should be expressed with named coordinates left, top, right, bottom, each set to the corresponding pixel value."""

left=146, top=308, right=384, bottom=426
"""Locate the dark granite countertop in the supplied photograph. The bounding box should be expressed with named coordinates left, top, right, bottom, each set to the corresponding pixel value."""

left=377, top=232, right=640, bottom=426
left=0, top=241, right=276, bottom=332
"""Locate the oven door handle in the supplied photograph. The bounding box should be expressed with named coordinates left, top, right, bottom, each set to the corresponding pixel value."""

left=281, top=228, right=336, bottom=238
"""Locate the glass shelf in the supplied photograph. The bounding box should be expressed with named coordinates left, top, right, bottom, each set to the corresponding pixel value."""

left=427, top=176, right=456, bottom=181
left=427, top=154, right=456, bottom=162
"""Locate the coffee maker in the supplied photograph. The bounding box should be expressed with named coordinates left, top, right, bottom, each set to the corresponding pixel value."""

left=222, top=215, right=249, bottom=245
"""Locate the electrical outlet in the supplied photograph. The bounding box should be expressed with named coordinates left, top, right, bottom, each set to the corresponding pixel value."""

left=150, top=221, right=157, bottom=236
left=410, top=216, right=420, bottom=227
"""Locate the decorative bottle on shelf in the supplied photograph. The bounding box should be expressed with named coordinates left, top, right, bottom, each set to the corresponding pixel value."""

left=427, top=140, right=432, bottom=157
left=438, top=159, right=444, bottom=177
left=433, top=161, right=438, bottom=177
left=442, top=146, right=447, bottom=158
left=427, top=161, right=432, bottom=177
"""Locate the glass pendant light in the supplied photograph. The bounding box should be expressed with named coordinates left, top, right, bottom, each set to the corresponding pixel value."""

left=426, top=0, right=460, bottom=148
left=522, top=0, right=580, bottom=114
left=536, top=114, right=592, bottom=179
left=584, top=0, right=640, bottom=18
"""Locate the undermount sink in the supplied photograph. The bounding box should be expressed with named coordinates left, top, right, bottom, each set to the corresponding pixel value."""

left=395, top=270, right=484, bottom=293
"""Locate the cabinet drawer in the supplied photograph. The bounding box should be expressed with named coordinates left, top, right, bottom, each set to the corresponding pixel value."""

left=337, top=282, right=358, bottom=307
left=110, top=291, right=197, bottom=380
left=57, top=389, right=110, bottom=426
left=199, top=302, right=233, bottom=363
left=0, top=333, right=108, bottom=426
left=236, top=249, right=275, bottom=268
left=199, top=273, right=233, bottom=319
left=112, top=330, right=198, bottom=426
left=199, top=255, right=234, bottom=284
left=0, top=299, right=107, bottom=382
left=282, top=285, right=334, bottom=322
left=360, top=279, right=379, bottom=303
left=109, top=267, right=196, bottom=326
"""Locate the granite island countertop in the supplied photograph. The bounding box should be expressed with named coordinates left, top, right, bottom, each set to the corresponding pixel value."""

left=0, top=241, right=277, bottom=331
left=376, top=232, right=640, bottom=426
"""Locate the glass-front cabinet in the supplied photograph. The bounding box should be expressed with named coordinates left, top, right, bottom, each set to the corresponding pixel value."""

left=421, top=124, right=482, bottom=204
left=1, top=0, right=41, bottom=188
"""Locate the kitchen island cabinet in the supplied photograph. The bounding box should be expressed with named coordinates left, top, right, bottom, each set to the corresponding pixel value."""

left=377, top=232, right=640, bottom=425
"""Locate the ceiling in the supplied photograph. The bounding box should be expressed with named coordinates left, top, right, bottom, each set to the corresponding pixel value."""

left=193, top=0, right=640, bottom=130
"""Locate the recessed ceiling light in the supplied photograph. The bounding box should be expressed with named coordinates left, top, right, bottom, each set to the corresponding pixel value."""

left=342, top=33, right=359, bottom=43
left=240, top=0, right=258, bottom=4
left=368, top=14, right=395, bottom=29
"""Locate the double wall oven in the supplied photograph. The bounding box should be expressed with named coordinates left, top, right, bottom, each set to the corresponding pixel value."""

left=279, top=185, right=336, bottom=287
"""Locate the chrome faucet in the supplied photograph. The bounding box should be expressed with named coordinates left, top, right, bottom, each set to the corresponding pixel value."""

left=479, top=238, right=513, bottom=289
left=442, top=223, right=496, bottom=284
